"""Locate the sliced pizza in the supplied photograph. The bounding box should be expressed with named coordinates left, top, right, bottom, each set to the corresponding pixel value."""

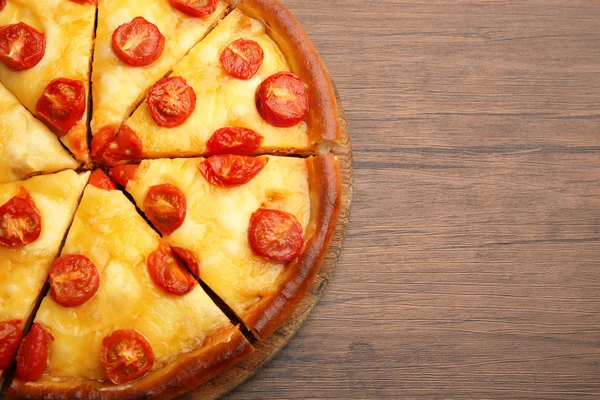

left=0, top=82, right=78, bottom=184
left=9, top=170, right=252, bottom=398
left=0, top=170, right=89, bottom=386
left=95, top=0, right=340, bottom=166
left=0, top=0, right=96, bottom=165
left=110, top=153, right=340, bottom=339
left=89, top=0, right=229, bottom=160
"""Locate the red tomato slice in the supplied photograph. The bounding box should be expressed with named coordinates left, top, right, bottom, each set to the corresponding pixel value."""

left=36, top=78, right=86, bottom=134
left=249, top=208, right=304, bottom=262
left=101, top=126, right=143, bottom=166
left=207, top=127, right=263, bottom=156
left=89, top=170, right=116, bottom=191
left=147, top=242, right=195, bottom=295
left=147, top=76, right=196, bottom=128
left=256, top=72, right=309, bottom=127
left=100, top=330, right=154, bottom=384
left=109, top=164, right=140, bottom=188
left=0, top=187, right=41, bottom=248
left=144, top=184, right=186, bottom=235
left=0, top=0, right=6, bottom=12
left=112, top=17, right=164, bottom=67
left=220, top=39, right=264, bottom=80
left=169, top=0, right=218, bottom=18
left=16, top=323, right=51, bottom=382
left=172, top=247, right=200, bottom=277
left=0, top=320, right=22, bottom=370
left=0, top=22, right=45, bottom=71
left=91, top=125, right=118, bottom=162
left=49, top=254, right=100, bottom=308
left=198, top=155, right=267, bottom=188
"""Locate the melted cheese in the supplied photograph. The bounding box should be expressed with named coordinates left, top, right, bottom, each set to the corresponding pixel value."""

left=33, top=185, right=231, bottom=382
left=125, top=9, right=310, bottom=158
left=0, top=82, right=78, bottom=183
left=0, top=0, right=95, bottom=163
left=90, top=0, right=228, bottom=134
left=124, top=157, right=310, bottom=321
left=0, top=170, right=89, bottom=329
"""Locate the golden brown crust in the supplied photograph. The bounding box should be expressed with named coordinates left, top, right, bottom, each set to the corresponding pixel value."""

left=244, top=153, right=342, bottom=339
left=8, top=326, right=253, bottom=400
left=237, top=0, right=341, bottom=148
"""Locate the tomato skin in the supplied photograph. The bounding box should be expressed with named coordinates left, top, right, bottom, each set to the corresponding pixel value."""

left=89, top=170, right=116, bottom=191
left=36, top=78, right=86, bottom=134
left=16, top=323, right=51, bottom=382
left=144, top=184, right=186, bottom=235
left=91, top=125, right=118, bottom=163
left=0, top=320, right=22, bottom=370
left=172, top=247, right=200, bottom=277
left=220, top=39, right=264, bottom=80
left=101, top=330, right=154, bottom=385
left=112, top=17, right=164, bottom=67
left=49, top=254, right=100, bottom=308
left=0, top=187, right=42, bottom=248
left=70, top=0, right=97, bottom=4
left=109, top=164, right=140, bottom=188
left=147, top=242, right=195, bottom=295
left=198, top=155, right=267, bottom=188
left=169, top=0, right=218, bottom=18
left=101, top=125, right=143, bottom=166
left=207, top=127, right=263, bottom=156
left=147, top=76, right=196, bottom=128
left=0, top=0, right=6, bottom=12
left=249, top=208, right=304, bottom=262
left=256, top=72, right=309, bottom=128
left=0, top=22, right=45, bottom=71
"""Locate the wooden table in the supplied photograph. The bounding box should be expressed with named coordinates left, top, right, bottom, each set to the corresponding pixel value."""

left=226, top=1, right=600, bottom=399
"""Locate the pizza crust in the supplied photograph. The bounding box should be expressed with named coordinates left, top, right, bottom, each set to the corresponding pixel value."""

left=236, top=0, right=341, bottom=151
left=8, top=325, right=252, bottom=400
left=243, top=153, right=341, bottom=339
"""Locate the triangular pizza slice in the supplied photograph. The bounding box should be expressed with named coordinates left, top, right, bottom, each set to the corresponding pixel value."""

left=0, top=0, right=96, bottom=165
left=95, top=0, right=341, bottom=166
left=110, top=153, right=340, bottom=339
left=9, top=171, right=252, bottom=398
left=89, top=0, right=229, bottom=158
left=0, top=170, right=89, bottom=386
left=0, top=82, right=78, bottom=184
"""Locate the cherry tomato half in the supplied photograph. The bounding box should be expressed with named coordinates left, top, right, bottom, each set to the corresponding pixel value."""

left=112, top=17, right=164, bottom=67
left=49, top=254, right=100, bottom=308
left=147, top=242, right=195, bottom=295
left=220, top=38, right=264, bottom=80
left=248, top=208, right=304, bottom=262
left=169, top=0, right=218, bottom=18
left=0, top=22, right=45, bottom=71
left=101, top=125, right=143, bottom=166
left=198, top=155, right=267, bottom=188
left=16, top=323, right=51, bottom=382
left=109, top=164, right=140, bottom=188
left=36, top=78, right=86, bottom=134
left=0, top=320, right=22, bottom=370
left=89, top=170, right=117, bottom=191
left=0, top=0, right=6, bottom=12
left=0, top=187, right=42, bottom=248
left=144, top=184, right=186, bottom=235
left=172, top=247, right=200, bottom=277
left=207, top=127, right=263, bottom=156
left=256, top=72, right=309, bottom=128
left=147, top=76, right=196, bottom=128
left=100, top=330, right=154, bottom=384
left=91, top=125, right=118, bottom=163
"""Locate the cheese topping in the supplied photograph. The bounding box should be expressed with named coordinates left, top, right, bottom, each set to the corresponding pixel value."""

left=0, top=170, right=89, bottom=326
left=124, top=156, right=310, bottom=321
left=0, top=82, right=78, bottom=183
left=124, top=9, right=310, bottom=158
left=33, top=185, right=231, bottom=382
left=91, top=0, right=228, bottom=134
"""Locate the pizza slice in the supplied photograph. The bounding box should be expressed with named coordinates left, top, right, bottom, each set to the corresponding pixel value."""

left=94, top=0, right=340, bottom=166
left=89, top=0, right=229, bottom=159
left=0, top=170, right=89, bottom=386
left=0, top=0, right=96, bottom=165
left=110, top=153, right=340, bottom=339
left=9, top=171, right=252, bottom=398
left=0, top=82, right=78, bottom=184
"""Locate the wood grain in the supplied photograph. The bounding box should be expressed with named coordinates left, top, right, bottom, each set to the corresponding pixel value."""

left=224, top=0, right=600, bottom=399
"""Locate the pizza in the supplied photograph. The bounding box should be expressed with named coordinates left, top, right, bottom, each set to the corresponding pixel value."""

left=0, top=82, right=77, bottom=184
left=0, top=170, right=89, bottom=388
left=0, top=0, right=342, bottom=398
